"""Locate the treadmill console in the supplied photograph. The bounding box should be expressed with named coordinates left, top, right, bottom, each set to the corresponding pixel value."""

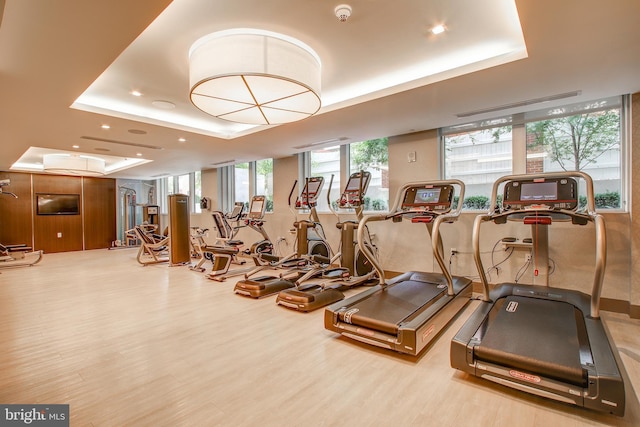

left=503, top=177, right=578, bottom=211
left=338, top=171, right=371, bottom=208
left=401, top=184, right=454, bottom=214
left=296, top=176, right=324, bottom=209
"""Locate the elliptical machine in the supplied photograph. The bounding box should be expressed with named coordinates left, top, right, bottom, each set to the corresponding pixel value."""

left=233, top=176, right=333, bottom=298
left=276, top=171, right=378, bottom=311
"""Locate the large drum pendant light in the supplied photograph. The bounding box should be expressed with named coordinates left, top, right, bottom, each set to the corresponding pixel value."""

left=189, top=29, right=322, bottom=125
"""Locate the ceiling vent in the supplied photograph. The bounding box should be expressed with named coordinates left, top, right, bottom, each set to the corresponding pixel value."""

left=80, top=136, right=163, bottom=150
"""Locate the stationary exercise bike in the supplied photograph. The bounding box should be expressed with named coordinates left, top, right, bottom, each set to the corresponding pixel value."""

left=192, top=195, right=275, bottom=280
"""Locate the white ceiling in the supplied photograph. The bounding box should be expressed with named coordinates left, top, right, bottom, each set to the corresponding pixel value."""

left=1, top=0, right=639, bottom=180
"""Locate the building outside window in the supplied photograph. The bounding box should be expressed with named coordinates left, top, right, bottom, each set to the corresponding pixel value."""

left=234, top=162, right=250, bottom=209
left=442, top=96, right=624, bottom=210
left=443, top=126, right=513, bottom=210
left=309, top=146, right=341, bottom=212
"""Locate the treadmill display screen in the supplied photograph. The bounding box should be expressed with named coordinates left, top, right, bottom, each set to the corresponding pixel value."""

left=401, top=184, right=453, bottom=212
left=503, top=177, right=578, bottom=210
left=520, top=182, right=558, bottom=201
left=416, top=188, right=441, bottom=204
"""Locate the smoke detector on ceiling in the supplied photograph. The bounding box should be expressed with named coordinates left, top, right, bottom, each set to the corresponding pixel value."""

left=335, top=4, right=352, bottom=22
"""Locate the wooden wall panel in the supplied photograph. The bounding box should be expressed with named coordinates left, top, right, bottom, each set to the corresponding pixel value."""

left=32, top=174, right=83, bottom=253
left=0, top=172, right=33, bottom=246
left=83, top=177, right=116, bottom=249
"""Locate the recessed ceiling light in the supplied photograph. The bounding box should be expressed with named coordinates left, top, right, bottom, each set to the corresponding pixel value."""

left=178, top=137, right=186, bottom=143
left=431, top=24, right=446, bottom=35
left=131, top=90, right=142, bottom=97
left=136, top=153, right=142, bottom=156
left=72, top=145, right=80, bottom=149
left=101, top=124, right=110, bottom=129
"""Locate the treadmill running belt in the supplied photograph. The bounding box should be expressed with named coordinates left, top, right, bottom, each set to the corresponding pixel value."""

left=339, top=279, right=446, bottom=335
left=475, top=295, right=588, bottom=386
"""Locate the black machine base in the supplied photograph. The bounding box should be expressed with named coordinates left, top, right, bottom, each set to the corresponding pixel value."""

left=451, top=283, right=625, bottom=416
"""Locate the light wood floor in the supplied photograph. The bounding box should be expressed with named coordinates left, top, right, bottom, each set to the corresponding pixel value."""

left=0, top=249, right=639, bottom=426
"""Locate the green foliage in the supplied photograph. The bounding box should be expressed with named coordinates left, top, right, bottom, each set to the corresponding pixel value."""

left=334, top=196, right=386, bottom=211
left=351, top=138, right=388, bottom=171
left=579, top=191, right=620, bottom=209
left=454, top=195, right=503, bottom=211
left=463, top=195, right=490, bottom=210
left=371, top=198, right=387, bottom=211
left=526, top=108, right=620, bottom=171
left=256, top=159, right=273, bottom=176
left=454, top=192, right=620, bottom=210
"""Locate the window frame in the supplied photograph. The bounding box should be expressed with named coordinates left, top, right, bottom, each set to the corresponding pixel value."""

left=220, top=159, right=273, bottom=213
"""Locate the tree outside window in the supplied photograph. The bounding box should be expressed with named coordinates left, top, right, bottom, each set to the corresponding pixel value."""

left=526, top=107, right=621, bottom=208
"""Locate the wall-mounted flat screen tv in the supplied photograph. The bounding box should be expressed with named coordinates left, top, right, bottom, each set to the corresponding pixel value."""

left=36, top=193, right=81, bottom=215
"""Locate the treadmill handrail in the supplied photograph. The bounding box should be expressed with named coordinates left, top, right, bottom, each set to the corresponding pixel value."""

left=357, top=179, right=465, bottom=287
left=474, top=171, right=606, bottom=318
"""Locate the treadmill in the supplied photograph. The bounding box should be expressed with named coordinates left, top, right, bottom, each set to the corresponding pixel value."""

left=234, top=176, right=330, bottom=298
left=324, top=180, right=472, bottom=356
left=450, top=171, right=625, bottom=416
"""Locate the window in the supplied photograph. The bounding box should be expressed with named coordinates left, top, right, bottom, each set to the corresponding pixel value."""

left=221, top=159, right=273, bottom=213
left=300, top=139, right=390, bottom=212
left=255, top=158, right=274, bottom=212
left=443, top=126, right=513, bottom=210
left=525, top=101, right=622, bottom=209
left=234, top=162, right=250, bottom=208
left=194, top=171, right=202, bottom=213
left=349, top=138, right=389, bottom=211
left=177, top=173, right=190, bottom=195
left=310, top=146, right=341, bottom=212
left=442, top=96, right=626, bottom=210
left=157, top=171, right=202, bottom=214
